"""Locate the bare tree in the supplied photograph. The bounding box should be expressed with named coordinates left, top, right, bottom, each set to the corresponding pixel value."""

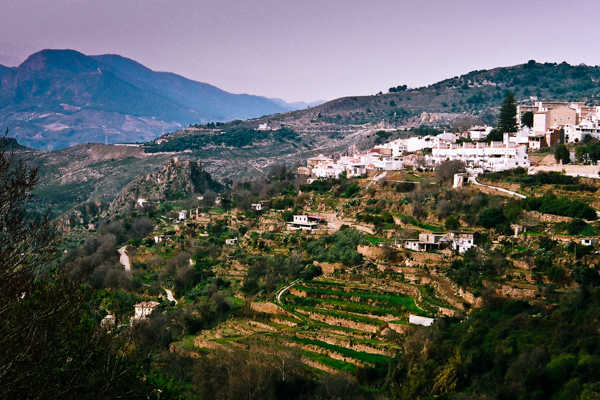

left=436, top=160, right=466, bottom=183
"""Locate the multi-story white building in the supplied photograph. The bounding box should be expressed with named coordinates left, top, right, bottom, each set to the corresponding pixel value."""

left=311, top=161, right=345, bottom=178
left=374, top=138, right=407, bottom=157
left=467, top=125, right=493, bottom=141
left=431, top=140, right=529, bottom=172
left=563, top=120, right=600, bottom=143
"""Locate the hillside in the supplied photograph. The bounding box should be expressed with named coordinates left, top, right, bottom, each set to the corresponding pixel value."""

left=0, top=49, right=290, bottom=150
left=143, top=61, right=600, bottom=175
left=250, top=60, right=600, bottom=131
left=51, top=162, right=600, bottom=399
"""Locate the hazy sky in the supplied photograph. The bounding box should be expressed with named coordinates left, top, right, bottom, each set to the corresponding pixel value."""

left=2, top=0, right=600, bottom=102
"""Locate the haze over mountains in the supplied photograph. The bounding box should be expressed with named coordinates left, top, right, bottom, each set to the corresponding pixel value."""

left=0, top=49, right=314, bottom=150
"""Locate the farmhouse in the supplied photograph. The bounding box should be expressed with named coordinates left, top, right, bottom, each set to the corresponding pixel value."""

left=404, top=233, right=448, bottom=252
left=132, top=301, right=160, bottom=321
left=287, top=215, right=327, bottom=231
left=450, top=232, right=475, bottom=253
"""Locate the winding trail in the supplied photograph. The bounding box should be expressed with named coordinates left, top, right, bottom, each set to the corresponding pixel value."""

left=118, top=246, right=130, bottom=271
left=470, top=177, right=527, bottom=199
left=275, top=279, right=308, bottom=323
left=164, top=288, right=178, bottom=305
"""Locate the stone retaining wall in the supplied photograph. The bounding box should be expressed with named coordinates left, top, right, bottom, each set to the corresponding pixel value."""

left=250, top=302, right=291, bottom=316
left=296, top=309, right=380, bottom=334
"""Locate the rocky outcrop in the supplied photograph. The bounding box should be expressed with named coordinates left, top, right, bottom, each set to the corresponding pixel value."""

left=110, top=157, right=221, bottom=213
left=58, top=201, right=110, bottom=230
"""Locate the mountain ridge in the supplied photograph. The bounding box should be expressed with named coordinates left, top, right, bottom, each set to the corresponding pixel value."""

left=0, top=49, right=294, bottom=149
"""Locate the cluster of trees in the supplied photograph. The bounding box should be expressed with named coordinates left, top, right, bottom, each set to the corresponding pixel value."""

left=522, top=193, right=598, bottom=220
left=575, top=137, right=600, bottom=163
left=388, top=285, right=600, bottom=400
left=356, top=212, right=395, bottom=228
left=389, top=84, right=408, bottom=92
left=446, top=248, right=508, bottom=291
left=0, top=135, right=165, bottom=399
left=304, top=228, right=365, bottom=266
left=230, top=164, right=299, bottom=211
left=299, top=175, right=361, bottom=198
left=146, top=127, right=300, bottom=153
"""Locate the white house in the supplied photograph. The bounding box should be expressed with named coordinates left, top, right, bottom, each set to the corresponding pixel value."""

left=374, top=138, right=407, bottom=157
left=132, top=301, right=160, bottom=321
left=564, top=120, right=600, bottom=143
left=225, top=238, right=238, bottom=246
left=409, top=315, right=435, bottom=326
left=403, top=233, right=447, bottom=252
left=405, top=136, right=437, bottom=152
left=178, top=211, right=187, bottom=221
left=468, top=125, right=493, bottom=141
left=287, top=215, right=325, bottom=231
left=581, top=238, right=598, bottom=246
left=450, top=232, right=475, bottom=253
left=312, top=161, right=345, bottom=178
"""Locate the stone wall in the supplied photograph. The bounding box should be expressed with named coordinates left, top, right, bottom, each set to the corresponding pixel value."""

left=525, top=211, right=573, bottom=223
left=357, top=245, right=387, bottom=260
left=387, top=323, right=410, bottom=335
left=250, top=302, right=291, bottom=316
left=294, top=332, right=396, bottom=356
left=314, top=261, right=345, bottom=275
left=296, top=309, right=380, bottom=334
left=497, top=284, right=538, bottom=299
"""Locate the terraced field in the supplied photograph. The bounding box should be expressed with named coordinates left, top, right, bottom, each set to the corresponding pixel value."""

left=186, top=258, right=463, bottom=373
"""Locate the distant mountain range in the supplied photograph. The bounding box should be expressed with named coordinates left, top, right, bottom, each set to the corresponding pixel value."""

left=0, top=49, right=313, bottom=150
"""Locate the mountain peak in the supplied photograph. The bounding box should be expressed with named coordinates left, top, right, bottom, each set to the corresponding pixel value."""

left=19, top=49, right=100, bottom=74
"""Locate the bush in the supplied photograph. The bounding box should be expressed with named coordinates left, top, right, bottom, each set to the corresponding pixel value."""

left=522, top=193, right=597, bottom=220
left=478, top=207, right=507, bottom=229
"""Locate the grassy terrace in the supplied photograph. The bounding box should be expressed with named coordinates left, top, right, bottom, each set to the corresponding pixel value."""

left=291, top=337, right=391, bottom=365
left=299, top=350, right=357, bottom=373
left=291, top=283, right=421, bottom=312
left=293, top=306, right=387, bottom=327
left=297, top=329, right=401, bottom=349
left=285, top=295, right=408, bottom=318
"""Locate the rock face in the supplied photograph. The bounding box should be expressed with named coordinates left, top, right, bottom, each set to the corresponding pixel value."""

left=110, top=157, right=221, bottom=213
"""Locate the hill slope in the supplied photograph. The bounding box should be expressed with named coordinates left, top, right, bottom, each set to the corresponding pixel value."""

left=0, top=49, right=289, bottom=150
left=253, top=60, right=600, bottom=131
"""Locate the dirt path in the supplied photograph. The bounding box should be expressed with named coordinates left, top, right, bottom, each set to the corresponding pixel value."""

left=164, top=288, right=178, bottom=305
left=470, top=177, right=526, bottom=199
left=118, top=246, right=130, bottom=271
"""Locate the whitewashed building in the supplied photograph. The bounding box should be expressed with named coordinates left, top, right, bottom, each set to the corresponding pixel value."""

left=409, top=315, right=435, bottom=326
left=431, top=140, right=529, bottom=172
left=132, top=301, right=160, bottom=321
left=312, top=161, right=345, bottom=178
left=450, top=232, right=475, bottom=253
left=468, top=125, right=493, bottom=141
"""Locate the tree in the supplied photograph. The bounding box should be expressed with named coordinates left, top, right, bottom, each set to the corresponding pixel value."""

left=477, top=207, right=507, bottom=229
left=554, top=144, right=570, bottom=164
left=436, top=160, right=466, bottom=183
left=521, top=111, right=534, bottom=128
left=487, top=91, right=518, bottom=142
left=0, top=132, right=158, bottom=399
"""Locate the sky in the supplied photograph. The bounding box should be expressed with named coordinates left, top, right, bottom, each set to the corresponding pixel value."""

left=2, top=0, right=600, bottom=103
